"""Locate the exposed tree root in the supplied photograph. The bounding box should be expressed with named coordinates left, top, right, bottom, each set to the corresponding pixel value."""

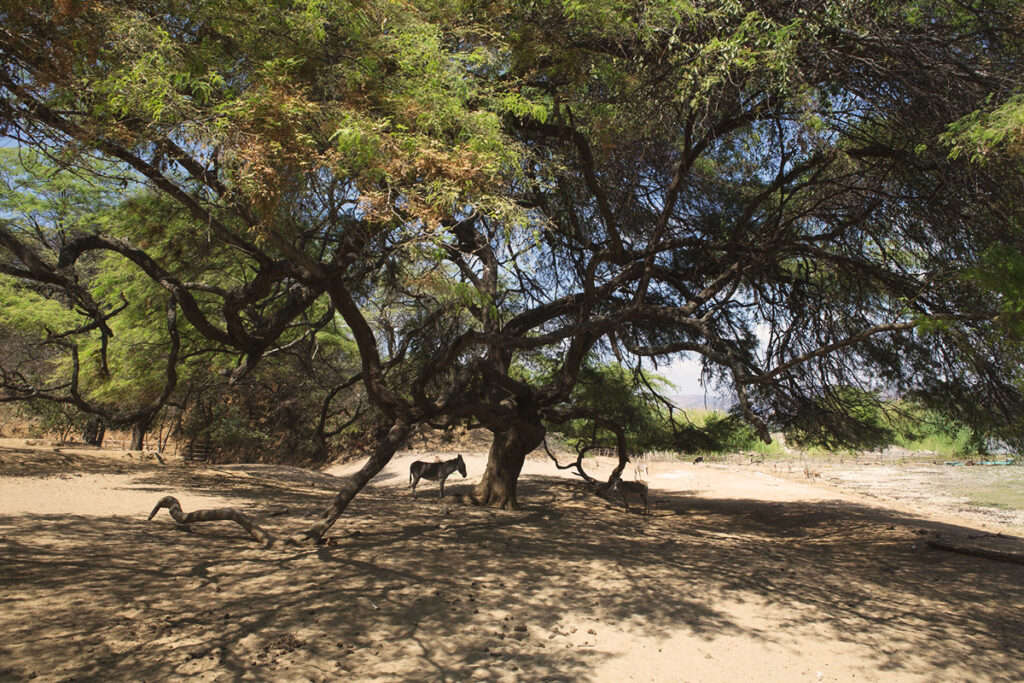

left=541, top=406, right=631, bottom=498
left=462, top=490, right=520, bottom=511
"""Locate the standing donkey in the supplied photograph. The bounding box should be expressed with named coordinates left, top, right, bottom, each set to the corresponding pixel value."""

left=409, top=454, right=467, bottom=498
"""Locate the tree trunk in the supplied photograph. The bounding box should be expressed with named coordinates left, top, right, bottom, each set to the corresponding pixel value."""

left=129, top=418, right=150, bottom=451
left=472, top=414, right=546, bottom=510
left=287, top=420, right=410, bottom=545
left=82, top=418, right=106, bottom=447
left=310, top=429, right=330, bottom=465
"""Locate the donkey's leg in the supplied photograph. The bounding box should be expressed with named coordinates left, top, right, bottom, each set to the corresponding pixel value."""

left=439, top=475, right=446, bottom=498
left=411, top=474, right=420, bottom=498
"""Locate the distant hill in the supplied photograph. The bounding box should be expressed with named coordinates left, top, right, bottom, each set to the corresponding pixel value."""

left=668, top=393, right=735, bottom=411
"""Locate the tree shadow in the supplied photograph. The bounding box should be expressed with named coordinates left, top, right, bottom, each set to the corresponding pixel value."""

left=0, top=444, right=159, bottom=477
left=1, top=466, right=1022, bottom=681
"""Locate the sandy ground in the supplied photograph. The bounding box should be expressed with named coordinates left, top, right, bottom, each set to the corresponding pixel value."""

left=1, top=440, right=1023, bottom=682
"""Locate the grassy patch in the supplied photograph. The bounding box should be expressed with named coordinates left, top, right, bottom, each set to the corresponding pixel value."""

left=964, top=483, right=1024, bottom=511
left=895, top=427, right=975, bottom=457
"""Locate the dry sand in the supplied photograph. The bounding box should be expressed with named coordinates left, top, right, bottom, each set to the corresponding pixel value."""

left=1, top=439, right=1023, bottom=682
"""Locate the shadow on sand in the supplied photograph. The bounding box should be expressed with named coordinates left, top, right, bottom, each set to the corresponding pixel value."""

left=1, top=458, right=1023, bottom=681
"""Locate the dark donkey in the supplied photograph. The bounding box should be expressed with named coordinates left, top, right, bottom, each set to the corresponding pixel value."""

left=409, top=454, right=467, bottom=498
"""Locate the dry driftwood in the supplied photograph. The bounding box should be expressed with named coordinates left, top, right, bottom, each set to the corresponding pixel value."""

left=148, top=496, right=276, bottom=547
left=926, top=533, right=1024, bottom=565
left=147, top=421, right=411, bottom=548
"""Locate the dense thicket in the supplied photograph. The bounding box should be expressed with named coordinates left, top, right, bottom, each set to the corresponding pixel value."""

left=2, top=0, right=1023, bottom=543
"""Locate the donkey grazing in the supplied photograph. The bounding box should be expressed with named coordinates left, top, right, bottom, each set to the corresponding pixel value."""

left=409, top=454, right=467, bottom=498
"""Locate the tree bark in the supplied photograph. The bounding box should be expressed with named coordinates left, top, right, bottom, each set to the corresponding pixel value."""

left=286, top=420, right=410, bottom=545
left=129, top=418, right=150, bottom=451
left=82, top=418, right=105, bottom=447
left=542, top=405, right=630, bottom=492
left=148, top=496, right=275, bottom=547
left=472, top=414, right=546, bottom=510
left=926, top=533, right=1024, bottom=565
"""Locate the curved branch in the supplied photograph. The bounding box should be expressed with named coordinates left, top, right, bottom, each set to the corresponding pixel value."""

left=542, top=436, right=595, bottom=482
left=325, top=282, right=410, bottom=420
left=146, top=420, right=412, bottom=549
left=147, top=496, right=276, bottom=548
left=757, top=319, right=926, bottom=383
left=6, top=298, right=182, bottom=430
left=57, top=234, right=236, bottom=347
left=543, top=405, right=630, bottom=487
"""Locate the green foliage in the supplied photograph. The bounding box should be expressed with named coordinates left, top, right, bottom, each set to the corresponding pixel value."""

left=969, top=246, right=1024, bottom=338
left=697, top=412, right=777, bottom=455
left=4, top=0, right=1024, bottom=465
left=944, top=94, right=1024, bottom=161
left=0, top=148, right=123, bottom=224
left=0, top=274, right=78, bottom=336
left=559, top=362, right=669, bottom=451
left=783, top=387, right=896, bottom=451
left=555, top=360, right=775, bottom=455
left=0, top=150, right=179, bottom=407
left=553, top=364, right=997, bottom=458
left=784, top=392, right=989, bottom=456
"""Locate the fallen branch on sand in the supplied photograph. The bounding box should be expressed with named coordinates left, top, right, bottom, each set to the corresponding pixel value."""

left=148, top=496, right=277, bottom=547
left=926, top=532, right=1024, bottom=565
left=146, top=421, right=411, bottom=548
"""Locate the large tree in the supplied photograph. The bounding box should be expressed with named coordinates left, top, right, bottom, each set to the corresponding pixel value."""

left=2, top=0, right=1024, bottom=544
left=395, top=0, right=1024, bottom=503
